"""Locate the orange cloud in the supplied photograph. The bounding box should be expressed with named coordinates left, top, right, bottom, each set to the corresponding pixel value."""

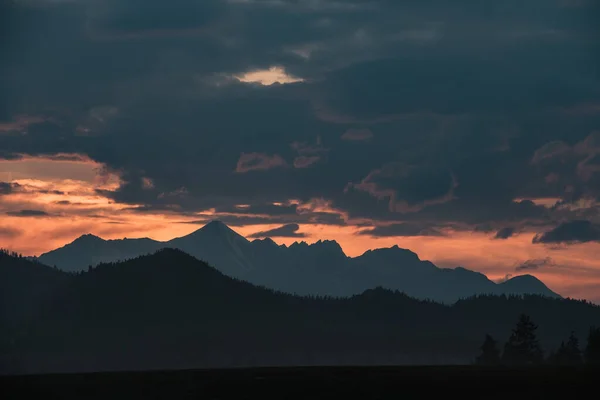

left=234, top=66, right=303, bottom=86
left=2, top=156, right=600, bottom=303
left=235, top=152, right=288, bottom=173
left=0, top=115, right=46, bottom=133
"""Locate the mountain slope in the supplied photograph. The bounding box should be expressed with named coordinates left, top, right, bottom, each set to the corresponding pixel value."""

left=5, top=249, right=599, bottom=374
left=34, top=220, right=561, bottom=303
left=0, top=250, right=71, bottom=328
left=0, top=250, right=72, bottom=374
left=497, top=274, right=559, bottom=297
left=166, top=220, right=255, bottom=278
left=38, top=235, right=163, bottom=272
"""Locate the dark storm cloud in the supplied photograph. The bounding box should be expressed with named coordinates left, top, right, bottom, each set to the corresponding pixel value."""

left=474, top=223, right=494, bottom=233
left=0, top=182, right=21, bottom=195
left=6, top=209, right=51, bottom=217
left=515, top=257, right=556, bottom=271
left=527, top=132, right=600, bottom=204
left=341, top=128, right=373, bottom=141
left=88, top=0, right=226, bottom=35
left=1, top=0, right=600, bottom=231
left=357, top=223, right=445, bottom=237
left=494, top=227, right=516, bottom=239
left=248, top=223, right=307, bottom=238
left=214, top=203, right=299, bottom=217
left=533, top=220, right=600, bottom=244
left=349, top=163, right=457, bottom=213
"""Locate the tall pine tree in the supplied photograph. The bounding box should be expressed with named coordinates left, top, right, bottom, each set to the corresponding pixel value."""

left=502, top=314, right=544, bottom=366
left=554, top=332, right=582, bottom=365
left=585, top=327, right=600, bottom=365
left=475, top=334, right=501, bottom=365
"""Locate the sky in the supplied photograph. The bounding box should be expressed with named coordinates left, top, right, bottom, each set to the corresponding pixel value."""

left=1, top=0, right=600, bottom=302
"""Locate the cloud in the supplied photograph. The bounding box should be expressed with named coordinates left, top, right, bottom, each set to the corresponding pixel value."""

left=495, top=274, right=513, bottom=283
left=87, top=0, right=227, bottom=37
left=531, top=141, right=572, bottom=164
left=248, top=223, right=307, bottom=238
left=215, top=202, right=299, bottom=216
left=357, top=223, right=445, bottom=237
left=341, top=128, right=373, bottom=141
left=293, top=156, right=321, bottom=168
left=494, top=227, right=516, bottom=239
left=141, top=177, right=155, bottom=189
left=350, top=163, right=458, bottom=213
left=533, top=220, right=600, bottom=244
left=1, top=0, right=599, bottom=236
left=235, top=66, right=303, bottom=86
left=6, top=209, right=51, bottom=217
left=290, top=137, right=328, bottom=168
left=527, top=132, right=600, bottom=204
left=515, top=257, right=556, bottom=271
left=0, top=182, right=21, bottom=195
left=235, top=153, right=288, bottom=173
left=0, top=226, right=22, bottom=239
left=0, top=115, right=47, bottom=133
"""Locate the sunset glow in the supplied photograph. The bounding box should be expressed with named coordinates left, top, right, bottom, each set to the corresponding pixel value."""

left=2, top=0, right=600, bottom=310
left=0, top=156, right=599, bottom=302
left=234, top=66, right=304, bottom=86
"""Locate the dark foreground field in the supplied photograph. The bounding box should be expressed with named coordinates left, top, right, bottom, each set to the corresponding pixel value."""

left=2, top=366, right=598, bottom=399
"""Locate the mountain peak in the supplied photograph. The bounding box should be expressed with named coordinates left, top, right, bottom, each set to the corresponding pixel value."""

left=360, top=245, right=420, bottom=261
left=507, top=274, right=539, bottom=282
left=287, top=239, right=346, bottom=259
left=312, top=239, right=345, bottom=255
left=73, top=233, right=104, bottom=243
left=252, top=237, right=278, bottom=246
left=200, top=220, right=229, bottom=232
left=180, top=220, right=248, bottom=243
left=499, top=274, right=561, bottom=298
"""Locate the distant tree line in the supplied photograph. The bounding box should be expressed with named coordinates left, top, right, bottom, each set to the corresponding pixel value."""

left=476, top=314, right=600, bottom=366
left=0, top=248, right=23, bottom=258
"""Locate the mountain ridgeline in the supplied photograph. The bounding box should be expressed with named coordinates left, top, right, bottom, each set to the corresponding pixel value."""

left=0, top=249, right=598, bottom=375
left=35, top=221, right=560, bottom=303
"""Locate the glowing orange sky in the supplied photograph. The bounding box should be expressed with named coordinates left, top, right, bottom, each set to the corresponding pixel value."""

left=1, top=156, right=600, bottom=303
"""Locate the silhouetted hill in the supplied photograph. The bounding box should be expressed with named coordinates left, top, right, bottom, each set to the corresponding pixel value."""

left=497, top=274, right=554, bottom=295
left=37, top=235, right=163, bottom=271
left=34, top=221, right=561, bottom=303
left=0, top=250, right=70, bottom=329
left=2, top=249, right=598, bottom=374
left=0, top=250, right=72, bottom=373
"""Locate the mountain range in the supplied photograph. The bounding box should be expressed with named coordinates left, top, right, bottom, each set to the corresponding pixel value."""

left=1, top=249, right=598, bottom=374
left=35, top=220, right=560, bottom=303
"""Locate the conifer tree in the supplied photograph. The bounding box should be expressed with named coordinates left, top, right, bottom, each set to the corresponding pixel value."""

left=475, top=334, right=501, bottom=365
left=502, top=314, right=544, bottom=365
left=585, top=327, right=600, bottom=365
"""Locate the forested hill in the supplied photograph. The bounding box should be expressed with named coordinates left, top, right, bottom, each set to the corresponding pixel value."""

left=1, top=249, right=598, bottom=374
left=0, top=249, right=70, bottom=329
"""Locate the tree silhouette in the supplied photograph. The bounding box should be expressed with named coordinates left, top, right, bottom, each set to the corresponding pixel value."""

left=554, top=331, right=582, bottom=365
left=5, top=248, right=600, bottom=373
left=475, top=334, right=500, bottom=365
left=585, top=327, right=600, bottom=365
left=566, top=331, right=582, bottom=364
left=502, top=314, right=544, bottom=366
